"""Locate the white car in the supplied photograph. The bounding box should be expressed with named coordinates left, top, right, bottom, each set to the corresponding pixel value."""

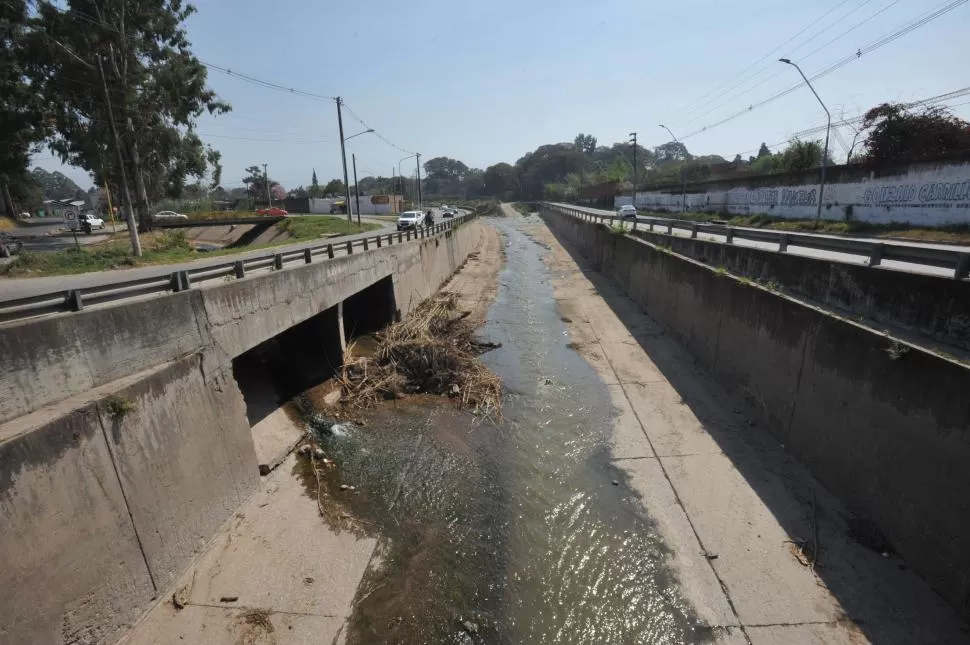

left=617, top=205, right=638, bottom=219
left=79, top=212, right=105, bottom=231
left=397, top=210, right=423, bottom=231
left=153, top=210, right=189, bottom=220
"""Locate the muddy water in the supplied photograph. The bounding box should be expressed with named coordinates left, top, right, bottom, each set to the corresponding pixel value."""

left=310, top=217, right=705, bottom=644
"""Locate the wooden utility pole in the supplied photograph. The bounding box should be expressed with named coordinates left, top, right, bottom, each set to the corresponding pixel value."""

left=98, top=54, right=141, bottom=256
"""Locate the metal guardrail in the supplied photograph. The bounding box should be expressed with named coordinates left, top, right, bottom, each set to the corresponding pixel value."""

left=544, top=203, right=970, bottom=280
left=0, top=213, right=473, bottom=325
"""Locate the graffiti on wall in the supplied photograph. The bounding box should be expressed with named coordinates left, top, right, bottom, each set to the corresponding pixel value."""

left=618, top=163, right=970, bottom=226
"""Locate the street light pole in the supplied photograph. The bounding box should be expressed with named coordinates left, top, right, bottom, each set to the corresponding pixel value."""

left=415, top=153, right=422, bottom=209
left=352, top=153, right=361, bottom=226
left=629, top=132, right=638, bottom=211
left=399, top=154, right=417, bottom=205
left=780, top=58, right=831, bottom=228
left=659, top=124, right=688, bottom=213
left=263, top=163, right=272, bottom=208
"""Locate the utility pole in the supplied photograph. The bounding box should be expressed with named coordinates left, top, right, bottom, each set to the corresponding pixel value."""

left=659, top=124, right=688, bottom=213
left=263, top=163, right=272, bottom=207
left=780, top=58, right=830, bottom=228
left=352, top=153, right=361, bottom=226
left=336, top=97, right=353, bottom=223
left=629, top=132, right=638, bottom=210
left=98, top=54, right=141, bottom=256
left=415, top=153, right=422, bottom=209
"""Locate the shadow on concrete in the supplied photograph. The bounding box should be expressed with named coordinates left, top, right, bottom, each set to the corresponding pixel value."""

left=543, top=221, right=970, bottom=645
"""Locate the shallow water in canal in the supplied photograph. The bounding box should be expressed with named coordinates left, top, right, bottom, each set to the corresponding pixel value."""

left=308, top=217, right=706, bottom=644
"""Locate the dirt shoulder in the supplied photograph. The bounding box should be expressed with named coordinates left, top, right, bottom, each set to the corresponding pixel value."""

left=440, top=218, right=503, bottom=328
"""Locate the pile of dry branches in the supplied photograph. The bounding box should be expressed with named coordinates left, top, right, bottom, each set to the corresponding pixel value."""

left=338, top=292, right=502, bottom=415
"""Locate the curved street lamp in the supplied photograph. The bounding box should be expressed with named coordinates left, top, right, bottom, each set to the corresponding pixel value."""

left=780, top=58, right=830, bottom=227
left=658, top=124, right=688, bottom=212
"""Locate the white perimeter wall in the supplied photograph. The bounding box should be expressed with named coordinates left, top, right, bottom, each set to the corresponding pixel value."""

left=309, top=197, right=394, bottom=215
left=615, top=161, right=970, bottom=226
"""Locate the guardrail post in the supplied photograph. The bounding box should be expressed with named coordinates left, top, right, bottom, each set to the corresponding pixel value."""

left=725, top=228, right=734, bottom=244
left=667, top=222, right=673, bottom=235
left=303, top=248, right=312, bottom=264
left=171, top=270, right=191, bottom=292
left=66, top=290, right=83, bottom=312
left=376, top=235, right=382, bottom=248
left=778, top=235, right=790, bottom=253
left=234, top=260, right=245, bottom=278
left=407, top=230, right=411, bottom=241
left=398, top=232, right=403, bottom=243
left=363, top=237, right=369, bottom=251
left=273, top=253, right=283, bottom=270
left=649, top=220, right=654, bottom=232
left=955, top=254, right=970, bottom=280
left=869, top=243, right=884, bottom=267
left=346, top=240, right=353, bottom=255
left=327, top=244, right=334, bottom=259
left=690, top=224, right=698, bottom=239
left=387, top=234, right=392, bottom=246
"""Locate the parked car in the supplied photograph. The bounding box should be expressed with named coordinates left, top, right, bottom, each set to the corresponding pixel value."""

left=257, top=206, right=288, bottom=216
left=18, top=211, right=30, bottom=219
left=397, top=210, right=423, bottom=230
left=617, top=205, right=638, bottom=219
left=79, top=212, right=105, bottom=233
left=153, top=210, right=189, bottom=221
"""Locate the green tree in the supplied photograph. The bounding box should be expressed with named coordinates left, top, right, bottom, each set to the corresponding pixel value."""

left=757, top=142, right=771, bottom=159
left=0, top=0, right=47, bottom=217
left=861, top=103, right=970, bottom=164
left=322, top=179, right=345, bottom=196
left=483, top=162, right=520, bottom=200
left=574, top=133, right=597, bottom=155
left=29, top=0, right=229, bottom=231
left=423, top=156, right=469, bottom=181
left=654, top=141, right=691, bottom=164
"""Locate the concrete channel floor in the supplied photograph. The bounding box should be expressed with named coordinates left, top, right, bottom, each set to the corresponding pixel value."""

left=522, top=208, right=970, bottom=645
left=117, top=452, right=377, bottom=645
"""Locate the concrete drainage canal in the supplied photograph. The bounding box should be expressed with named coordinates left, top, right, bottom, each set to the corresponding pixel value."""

left=293, top=217, right=706, bottom=644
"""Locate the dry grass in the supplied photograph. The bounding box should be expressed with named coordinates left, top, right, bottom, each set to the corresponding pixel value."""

left=337, top=293, right=502, bottom=417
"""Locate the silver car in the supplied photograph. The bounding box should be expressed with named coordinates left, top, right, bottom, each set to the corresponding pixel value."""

left=397, top=211, right=423, bottom=231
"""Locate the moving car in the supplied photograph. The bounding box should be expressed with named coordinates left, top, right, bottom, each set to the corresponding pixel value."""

left=79, top=212, right=105, bottom=232
left=257, top=206, right=288, bottom=216
left=442, top=208, right=457, bottom=218
left=153, top=210, right=189, bottom=220
left=617, top=204, right=638, bottom=219
left=397, top=210, right=423, bottom=230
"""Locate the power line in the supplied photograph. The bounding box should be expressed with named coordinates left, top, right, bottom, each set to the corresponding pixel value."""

left=669, top=0, right=867, bottom=122
left=341, top=102, right=415, bottom=155
left=673, top=0, right=898, bottom=130
left=680, top=0, right=968, bottom=140
left=199, top=61, right=337, bottom=103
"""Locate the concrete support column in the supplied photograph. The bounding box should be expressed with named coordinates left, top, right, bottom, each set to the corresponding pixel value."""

left=336, top=300, right=348, bottom=354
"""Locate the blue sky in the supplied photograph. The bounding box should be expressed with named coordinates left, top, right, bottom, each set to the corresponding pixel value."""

left=34, top=0, right=970, bottom=192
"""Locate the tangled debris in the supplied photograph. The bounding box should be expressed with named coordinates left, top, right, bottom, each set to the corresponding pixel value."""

left=337, top=292, right=502, bottom=417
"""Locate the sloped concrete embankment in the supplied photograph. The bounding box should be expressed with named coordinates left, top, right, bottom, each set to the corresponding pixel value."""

left=0, top=220, right=484, bottom=645
left=541, top=209, right=970, bottom=621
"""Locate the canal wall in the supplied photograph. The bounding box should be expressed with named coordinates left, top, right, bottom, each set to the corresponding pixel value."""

left=625, top=228, right=970, bottom=353
left=0, top=220, right=485, bottom=644
left=541, top=208, right=970, bottom=619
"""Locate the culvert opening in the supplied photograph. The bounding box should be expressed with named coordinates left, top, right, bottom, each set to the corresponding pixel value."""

left=232, top=305, right=343, bottom=426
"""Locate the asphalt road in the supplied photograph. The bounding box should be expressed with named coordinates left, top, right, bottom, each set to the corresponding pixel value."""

left=553, top=203, right=969, bottom=279
left=0, top=210, right=459, bottom=303
left=0, top=214, right=400, bottom=301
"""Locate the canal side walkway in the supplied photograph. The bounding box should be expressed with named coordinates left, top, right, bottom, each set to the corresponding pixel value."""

left=117, top=452, right=376, bottom=645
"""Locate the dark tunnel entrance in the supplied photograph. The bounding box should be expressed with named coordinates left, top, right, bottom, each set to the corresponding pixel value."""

left=232, top=305, right=344, bottom=426
left=341, top=275, right=398, bottom=342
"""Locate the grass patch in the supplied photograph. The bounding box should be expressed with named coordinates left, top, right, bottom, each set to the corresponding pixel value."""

left=277, top=215, right=379, bottom=240
left=0, top=217, right=18, bottom=231
left=511, top=202, right=534, bottom=216
left=0, top=216, right=380, bottom=278
left=643, top=209, right=970, bottom=243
